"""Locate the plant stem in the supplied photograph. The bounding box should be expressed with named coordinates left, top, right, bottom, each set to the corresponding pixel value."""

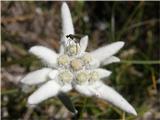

left=120, top=60, right=160, bottom=64
left=122, top=112, right=126, bottom=120
left=1, top=89, right=18, bottom=95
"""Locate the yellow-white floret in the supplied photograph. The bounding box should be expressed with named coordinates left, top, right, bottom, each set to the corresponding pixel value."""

left=67, top=44, right=80, bottom=56
left=57, top=55, right=69, bottom=66
left=58, top=70, right=73, bottom=84
left=76, top=70, right=89, bottom=84
left=70, top=58, right=83, bottom=71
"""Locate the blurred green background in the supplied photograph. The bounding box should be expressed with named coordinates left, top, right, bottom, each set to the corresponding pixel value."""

left=1, top=1, right=160, bottom=120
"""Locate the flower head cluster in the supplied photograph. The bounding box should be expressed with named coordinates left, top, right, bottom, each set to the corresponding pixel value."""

left=57, top=38, right=101, bottom=86
left=20, top=2, right=137, bottom=116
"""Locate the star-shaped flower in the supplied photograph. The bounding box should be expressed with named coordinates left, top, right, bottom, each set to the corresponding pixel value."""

left=21, top=2, right=137, bottom=116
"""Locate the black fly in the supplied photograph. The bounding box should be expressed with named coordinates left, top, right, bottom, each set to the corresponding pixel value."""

left=66, top=34, right=82, bottom=54
left=66, top=34, right=82, bottom=44
left=66, top=34, right=81, bottom=40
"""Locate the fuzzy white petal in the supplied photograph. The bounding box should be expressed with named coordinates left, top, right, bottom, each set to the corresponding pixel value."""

left=21, top=68, right=52, bottom=85
left=90, top=42, right=124, bottom=63
left=29, top=46, right=58, bottom=68
left=74, top=84, right=93, bottom=97
left=48, top=70, right=59, bottom=80
left=90, top=58, right=100, bottom=68
left=28, top=80, right=60, bottom=105
left=60, top=2, right=74, bottom=54
left=95, top=68, right=112, bottom=79
left=80, top=36, right=88, bottom=53
left=59, top=45, right=65, bottom=54
left=61, top=84, right=72, bottom=93
left=101, top=56, right=120, bottom=66
left=91, top=81, right=137, bottom=116
left=61, top=2, right=74, bottom=36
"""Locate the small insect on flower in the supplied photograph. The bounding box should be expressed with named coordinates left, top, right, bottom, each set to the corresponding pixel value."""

left=66, top=34, right=83, bottom=56
left=66, top=34, right=82, bottom=42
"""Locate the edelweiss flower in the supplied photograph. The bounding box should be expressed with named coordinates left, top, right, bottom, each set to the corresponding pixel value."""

left=21, top=2, right=137, bottom=116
